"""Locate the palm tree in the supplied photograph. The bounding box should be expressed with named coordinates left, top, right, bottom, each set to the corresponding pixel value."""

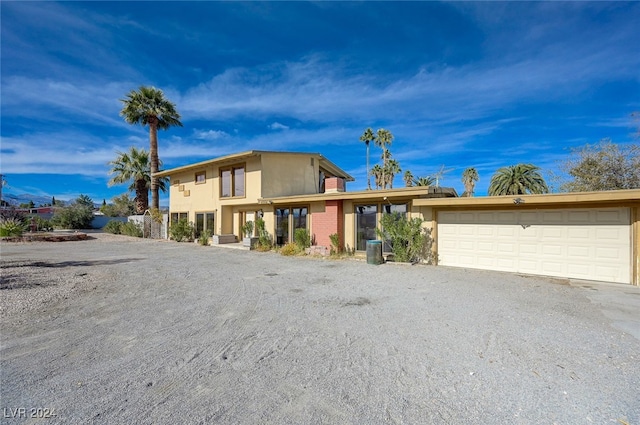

left=120, top=86, right=182, bottom=210
left=461, top=167, right=479, bottom=197
left=108, top=147, right=168, bottom=214
left=359, top=128, right=375, bottom=190
left=488, top=164, right=549, bottom=196
left=413, top=176, right=435, bottom=186
left=403, top=170, right=414, bottom=187
left=371, top=165, right=384, bottom=190
left=374, top=129, right=394, bottom=190
left=384, top=158, right=401, bottom=189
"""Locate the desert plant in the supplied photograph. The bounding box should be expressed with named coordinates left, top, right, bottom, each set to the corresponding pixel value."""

left=103, top=220, right=124, bottom=234
left=0, top=206, right=26, bottom=221
left=51, top=199, right=94, bottom=229
left=121, top=221, right=143, bottom=237
left=280, top=242, right=300, bottom=256
left=169, top=218, right=194, bottom=242
left=198, top=232, right=210, bottom=246
left=149, top=207, right=164, bottom=223
left=294, top=228, right=311, bottom=250
left=0, top=217, right=27, bottom=237
left=329, top=233, right=341, bottom=255
left=241, top=220, right=254, bottom=238
left=34, top=216, right=53, bottom=232
left=376, top=212, right=432, bottom=263
left=255, top=218, right=272, bottom=251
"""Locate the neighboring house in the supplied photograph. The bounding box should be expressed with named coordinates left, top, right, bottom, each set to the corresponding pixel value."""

left=155, top=150, right=640, bottom=286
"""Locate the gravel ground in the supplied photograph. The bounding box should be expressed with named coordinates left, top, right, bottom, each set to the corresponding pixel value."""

left=1, top=233, right=639, bottom=424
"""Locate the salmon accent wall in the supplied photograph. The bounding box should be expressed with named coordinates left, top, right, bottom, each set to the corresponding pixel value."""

left=312, top=200, right=344, bottom=249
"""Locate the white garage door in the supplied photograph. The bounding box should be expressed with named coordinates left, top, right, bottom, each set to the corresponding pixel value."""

left=438, top=208, right=631, bottom=284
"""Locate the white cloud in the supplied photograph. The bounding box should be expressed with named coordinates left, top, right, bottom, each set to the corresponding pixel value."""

left=268, top=122, right=289, bottom=131
left=192, top=129, right=230, bottom=140
left=0, top=132, right=125, bottom=176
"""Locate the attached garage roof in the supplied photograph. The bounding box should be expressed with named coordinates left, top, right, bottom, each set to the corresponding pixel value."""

left=413, top=189, right=640, bottom=209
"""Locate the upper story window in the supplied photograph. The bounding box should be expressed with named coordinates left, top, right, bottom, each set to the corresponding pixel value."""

left=195, top=171, right=206, bottom=184
left=220, top=164, right=245, bottom=198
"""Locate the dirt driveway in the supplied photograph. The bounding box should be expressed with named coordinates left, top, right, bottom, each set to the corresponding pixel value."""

left=1, top=234, right=639, bottom=424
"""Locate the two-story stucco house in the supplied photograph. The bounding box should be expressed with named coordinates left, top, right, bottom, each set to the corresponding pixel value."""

left=156, top=150, right=640, bottom=285
left=154, top=150, right=456, bottom=250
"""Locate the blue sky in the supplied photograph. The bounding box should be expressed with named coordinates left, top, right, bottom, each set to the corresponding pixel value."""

left=1, top=1, right=639, bottom=205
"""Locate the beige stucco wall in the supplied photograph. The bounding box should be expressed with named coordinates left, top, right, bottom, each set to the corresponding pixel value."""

left=260, top=153, right=320, bottom=198
left=167, top=156, right=264, bottom=235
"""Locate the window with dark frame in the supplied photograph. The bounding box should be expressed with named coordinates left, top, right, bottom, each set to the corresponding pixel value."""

left=195, top=211, right=215, bottom=237
left=275, top=206, right=308, bottom=246
left=355, top=203, right=408, bottom=252
left=195, top=171, right=206, bottom=184
left=220, top=164, right=245, bottom=198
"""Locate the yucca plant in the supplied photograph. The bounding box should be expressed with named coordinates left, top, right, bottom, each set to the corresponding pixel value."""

left=0, top=217, right=27, bottom=237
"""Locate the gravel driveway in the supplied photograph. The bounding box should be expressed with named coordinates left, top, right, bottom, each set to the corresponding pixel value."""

left=1, top=233, right=639, bottom=424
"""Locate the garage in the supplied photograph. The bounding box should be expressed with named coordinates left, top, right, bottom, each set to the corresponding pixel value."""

left=437, top=207, right=631, bottom=284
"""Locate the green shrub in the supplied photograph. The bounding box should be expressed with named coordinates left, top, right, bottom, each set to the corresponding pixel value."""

left=170, top=218, right=194, bottom=242
left=293, top=228, right=311, bottom=250
left=0, top=217, right=27, bottom=237
left=241, top=220, right=254, bottom=238
left=280, top=242, right=300, bottom=256
left=376, top=212, right=434, bottom=263
left=34, top=216, right=53, bottom=232
left=255, top=218, right=272, bottom=251
left=329, top=233, right=341, bottom=255
left=198, top=232, right=210, bottom=246
left=51, top=202, right=93, bottom=229
left=103, top=220, right=123, bottom=234
left=121, top=221, right=143, bottom=237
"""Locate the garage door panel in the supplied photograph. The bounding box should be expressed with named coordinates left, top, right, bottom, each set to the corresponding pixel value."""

left=478, top=241, right=493, bottom=251
left=459, top=226, right=475, bottom=236
left=568, top=227, right=591, bottom=238
left=568, top=245, right=590, bottom=258
left=459, top=240, right=474, bottom=250
left=543, top=211, right=564, bottom=222
left=596, top=246, right=623, bottom=259
left=478, top=227, right=495, bottom=236
left=542, top=261, right=565, bottom=274
left=542, top=244, right=564, bottom=256
left=597, top=209, right=626, bottom=222
left=477, top=212, right=496, bottom=222
left=596, top=227, right=625, bottom=240
left=568, top=211, right=590, bottom=222
left=438, top=208, right=630, bottom=284
left=519, top=243, right=537, bottom=254
left=497, top=227, right=516, bottom=237
left=542, top=227, right=565, bottom=239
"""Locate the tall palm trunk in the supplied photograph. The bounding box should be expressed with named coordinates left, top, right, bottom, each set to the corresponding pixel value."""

left=134, top=178, right=149, bottom=214
left=366, top=141, right=371, bottom=190
left=149, top=117, right=159, bottom=210
left=382, top=149, right=386, bottom=190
